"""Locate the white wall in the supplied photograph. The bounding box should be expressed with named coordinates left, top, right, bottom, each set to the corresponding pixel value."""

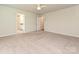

left=44, top=5, right=79, bottom=37
left=25, top=12, right=37, bottom=32
left=0, top=6, right=16, bottom=37
left=0, top=5, right=37, bottom=37
left=37, top=15, right=41, bottom=31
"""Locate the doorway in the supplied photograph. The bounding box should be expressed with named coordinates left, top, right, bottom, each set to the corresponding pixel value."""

left=16, top=13, right=25, bottom=34
left=37, top=15, right=44, bottom=31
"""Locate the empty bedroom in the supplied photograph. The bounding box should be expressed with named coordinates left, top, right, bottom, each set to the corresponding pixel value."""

left=0, top=4, right=79, bottom=54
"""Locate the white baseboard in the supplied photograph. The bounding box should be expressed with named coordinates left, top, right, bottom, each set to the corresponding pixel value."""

left=0, top=33, right=16, bottom=37
left=0, top=30, right=37, bottom=37
left=1, top=31, right=78, bottom=38
left=45, top=31, right=79, bottom=38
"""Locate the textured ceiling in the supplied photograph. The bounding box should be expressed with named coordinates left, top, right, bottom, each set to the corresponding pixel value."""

left=0, top=4, right=76, bottom=14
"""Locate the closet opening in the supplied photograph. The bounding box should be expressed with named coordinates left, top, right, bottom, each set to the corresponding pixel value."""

left=16, top=13, right=25, bottom=34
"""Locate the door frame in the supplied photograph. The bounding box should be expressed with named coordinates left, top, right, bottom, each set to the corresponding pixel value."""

left=37, top=15, right=45, bottom=31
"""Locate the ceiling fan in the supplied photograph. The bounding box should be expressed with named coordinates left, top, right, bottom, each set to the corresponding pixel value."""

left=37, top=4, right=47, bottom=10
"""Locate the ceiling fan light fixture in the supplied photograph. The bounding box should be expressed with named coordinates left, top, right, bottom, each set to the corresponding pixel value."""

left=37, top=6, right=41, bottom=10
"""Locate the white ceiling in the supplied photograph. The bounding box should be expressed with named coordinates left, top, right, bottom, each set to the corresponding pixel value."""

left=1, top=4, right=76, bottom=14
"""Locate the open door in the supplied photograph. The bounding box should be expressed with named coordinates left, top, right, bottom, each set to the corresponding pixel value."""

left=16, top=13, right=25, bottom=34
left=37, top=15, right=44, bottom=31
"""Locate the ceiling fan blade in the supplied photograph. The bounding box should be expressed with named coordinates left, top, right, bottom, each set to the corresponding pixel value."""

left=41, top=6, right=47, bottom=8
left=36, top=4, right=47, bottom=10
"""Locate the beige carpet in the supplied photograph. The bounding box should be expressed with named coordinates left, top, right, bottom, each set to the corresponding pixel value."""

left=0, top=31, right=79, bottom=54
